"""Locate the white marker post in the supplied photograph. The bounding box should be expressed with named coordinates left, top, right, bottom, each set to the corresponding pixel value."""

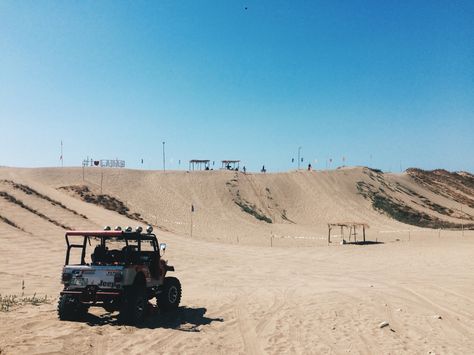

left=162, top=141, right=166, bottom=172
left=190, top=204, right=194, bottom=237
left=60, top=140, right=63, bottom=167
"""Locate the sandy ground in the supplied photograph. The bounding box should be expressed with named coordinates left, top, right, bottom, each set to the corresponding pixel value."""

left=0, top=167, right=473, bottom=354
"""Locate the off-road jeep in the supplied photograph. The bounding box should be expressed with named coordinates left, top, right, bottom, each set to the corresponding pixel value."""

left=58, top=226, right=181, bottom=324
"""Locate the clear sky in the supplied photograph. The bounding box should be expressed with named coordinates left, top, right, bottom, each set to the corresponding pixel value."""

left=1, top=1, right=473, bottom=172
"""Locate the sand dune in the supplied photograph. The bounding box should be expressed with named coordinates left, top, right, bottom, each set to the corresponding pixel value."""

left=0, top=166, right=473, bottom=354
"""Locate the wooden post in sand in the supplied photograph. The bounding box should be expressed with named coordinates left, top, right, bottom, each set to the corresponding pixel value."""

left=363, top=225, right=366, bottom=243
left=190, top=211, right=193, bottom=238
left=190, top=204, right=196, bottom=237
left=327, top=226, right=331, bottom=244
left=100, top=170, right=104, bottom=194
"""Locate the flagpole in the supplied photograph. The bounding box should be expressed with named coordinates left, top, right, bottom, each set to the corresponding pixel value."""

left=60, top=140, right=63, bottom=167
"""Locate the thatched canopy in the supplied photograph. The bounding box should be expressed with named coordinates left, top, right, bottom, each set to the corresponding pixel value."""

left=221, top=160, right=240, bottom=170
left=189, top=160, right=211, bottom=170
left=328, top=222, right=369, bottom=244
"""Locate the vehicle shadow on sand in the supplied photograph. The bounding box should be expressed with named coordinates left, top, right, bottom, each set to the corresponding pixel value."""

left=84, top=306, right=224, bottom=332
left=342, top=240, right=384, bottom=245
left=143, top=306, right=224, bottom=332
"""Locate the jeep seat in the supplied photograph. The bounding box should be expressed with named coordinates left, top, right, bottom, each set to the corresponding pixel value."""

left=92, top=245, right=107, bottom=264
left=121, top=245, right=139, bottom=264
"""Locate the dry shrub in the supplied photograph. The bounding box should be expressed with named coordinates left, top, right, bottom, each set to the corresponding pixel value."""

left=0, top=293, right=50, bottom=312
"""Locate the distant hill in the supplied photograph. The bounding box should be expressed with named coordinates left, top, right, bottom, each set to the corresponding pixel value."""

left=0, top=166, right=472, bottom=244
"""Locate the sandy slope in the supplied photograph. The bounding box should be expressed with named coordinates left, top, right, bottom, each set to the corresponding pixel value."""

left=0, top=167, right=473, bottom=354
left=4, top=166, right=459, bottom=242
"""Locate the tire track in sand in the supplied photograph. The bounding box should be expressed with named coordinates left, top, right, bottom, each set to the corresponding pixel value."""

left=394, top=285, right=473, bottom=339
left=233, top=291, right=264, bottom=355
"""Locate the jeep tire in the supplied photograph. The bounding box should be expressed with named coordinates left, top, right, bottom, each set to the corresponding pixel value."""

left=57, top=294, right=88, bottom=321
left=103, top=298, right=120, bottom=313
left=157, top=277, right=181, bottom=311
left=118, top=287, right=147, bottom=325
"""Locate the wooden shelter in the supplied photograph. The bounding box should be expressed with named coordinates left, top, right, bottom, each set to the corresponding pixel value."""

left=221, top=160, right=240, bottom=170
left=327, top=222, right=369, bottom=244
left=189, top=159, right=210, bottom=171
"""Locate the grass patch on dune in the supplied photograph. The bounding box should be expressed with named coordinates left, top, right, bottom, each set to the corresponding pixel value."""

left=58, top=185, right=149, bottom=224
left=0, top=191, right=71, bottom=230
left=0, top=293, right=50, bottom=312
left=0, top=214, right=24, bottom=231
left=357, top=179, right=474, bottom=230
left=407, top=168, right=474, bottom=208
left=234, top=200, right=273, bottom=224
left=0, top=180, right=88, bottom=219
left=227, top=177, right=273, bottom=223
left=281, top=209, right=295, bottom=224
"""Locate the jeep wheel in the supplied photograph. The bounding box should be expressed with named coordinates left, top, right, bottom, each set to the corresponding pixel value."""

left=57, top=294, right=88, bottom=321
left=103, top=298, right=120, bottom=313
left=119, top=288, right=147, bottom=325
left=157, top=277, right=181, bottom=311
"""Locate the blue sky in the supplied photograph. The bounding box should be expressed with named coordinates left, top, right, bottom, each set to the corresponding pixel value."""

left=1, top=1, right=473, bottom=172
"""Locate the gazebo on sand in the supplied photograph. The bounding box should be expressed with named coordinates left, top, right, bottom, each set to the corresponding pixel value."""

left=327, top=222, right=369, bottom=244
left=221, top=160, right=240, bottom=171
left=189, top=160, right=210, bottom=171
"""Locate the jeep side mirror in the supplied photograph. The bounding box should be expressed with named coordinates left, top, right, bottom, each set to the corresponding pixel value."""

left=159, top=243, right=167, bottom=255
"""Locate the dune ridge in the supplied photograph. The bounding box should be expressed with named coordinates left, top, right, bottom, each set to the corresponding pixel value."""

left=0, top=166, right=473, bottom=354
